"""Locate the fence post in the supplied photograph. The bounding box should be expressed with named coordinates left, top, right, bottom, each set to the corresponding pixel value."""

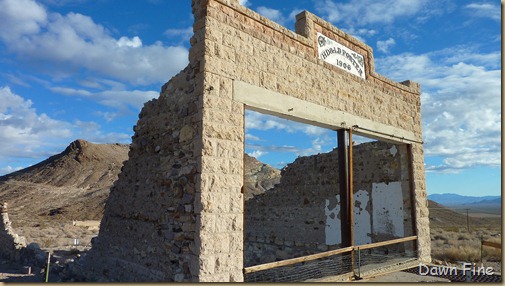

left=44, top=252, right=51, bottom=282
left=357, top=247, right=361, bottom=279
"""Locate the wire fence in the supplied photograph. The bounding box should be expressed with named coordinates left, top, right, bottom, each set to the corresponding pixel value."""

left=244, top=252, right=353, bottom=282
left=353, top=242, right=417, bottom=279
left=244, top=238, right=417, bottom=282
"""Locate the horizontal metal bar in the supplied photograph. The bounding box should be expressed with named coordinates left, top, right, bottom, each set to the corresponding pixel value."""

left=352, top=125, right=423, bottom=144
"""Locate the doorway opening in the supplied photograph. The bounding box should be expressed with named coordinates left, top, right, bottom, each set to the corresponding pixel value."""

left=243, top=109, right=417, bottom=282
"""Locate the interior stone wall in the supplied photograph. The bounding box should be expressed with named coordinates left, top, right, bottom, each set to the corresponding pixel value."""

left=244, top=141, right=414, bottom=266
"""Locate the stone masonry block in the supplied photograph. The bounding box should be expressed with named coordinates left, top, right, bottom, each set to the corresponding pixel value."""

left=202, top=123, right=243, bottom=142
left=202, top=108, right=243, bottom=126
left=200, top=156, right=230, bottom=174
left=216, top=140, right=243, bottom=159
left=199, top=233, right=230, bottom=254
left=196, top=173, right=242, bottom=194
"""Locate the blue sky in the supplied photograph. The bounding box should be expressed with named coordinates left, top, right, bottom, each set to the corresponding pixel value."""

left=0, top=0, right=501, bottom=196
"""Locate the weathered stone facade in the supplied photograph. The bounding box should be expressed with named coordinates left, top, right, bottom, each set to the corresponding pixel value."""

left=81, top=0, right=429, bottom=282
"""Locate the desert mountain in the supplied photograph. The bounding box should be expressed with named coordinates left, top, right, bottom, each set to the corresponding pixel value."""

left=0, top=139, right=130, bottom=227
left=428, top=193, right=501, bottom=206
left=427, top=200, right=499, bottom=229
left=244, top=153, right=281, bottom=200
left=0, top=140, right=280, bottom=228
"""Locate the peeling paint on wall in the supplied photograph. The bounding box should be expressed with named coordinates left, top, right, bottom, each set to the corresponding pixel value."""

left=372, top=181, right=404, bottom=237
left=353, top=190, right=372, bottom=245
left=325, top=190, right=373, bottom=246
left=389, top=145, right=398, bottom=156
left=325, top=195, right=341, bottom=245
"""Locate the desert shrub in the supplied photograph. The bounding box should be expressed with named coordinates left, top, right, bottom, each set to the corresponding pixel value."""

left=457, top=234, right=470, bottom=241
left=433, top=234, right=447, bottom=241
left=444, top=227, right=464, bottom=232
left=443, top=245, right=480, bottom=262
left=432, top=231, right=502, bottom=264
left=40, top=237, right=56, bottom=248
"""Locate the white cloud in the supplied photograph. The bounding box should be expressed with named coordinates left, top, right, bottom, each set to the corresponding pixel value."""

left=0, top=0, right=47, bottom=41
left=465, top=3, right=500, bottom=21
left=375, top=49, right=501, bottom=173
left=246, top=110, right=329, bottom=137
left=0, top=86, right=132, bottom=175
left=315, top=0, right=427, bottom=26
left=164, top=27, right=193, bottom=41
left=248, top=150, right=267, bottom=158
left=117, top=36, right=142, bottom=48
left=0, top=0, right=188, bottom=85
left=97, top=90, right=159, bottom=110
left=377, top=38, right=396, bottom=53
left=0, top=166, right=23, bottom=175
left=246, top=141, right=330, bottom=159
left=74, top=120, right=131, bottom=144
left=254, top=6, right=303, bottom=28
left=50, top=84, right=159, bottom=111
left=238, top=0, right=249, bottom=7
left=288, top=9, right=304, bottom=21
left=245, top=133, right=261, bottom=141
left=257, top=6, right=287, bottom=25
left=246, top=143, right=304, bottom=155
left=0, top=86, right=73, bottom=161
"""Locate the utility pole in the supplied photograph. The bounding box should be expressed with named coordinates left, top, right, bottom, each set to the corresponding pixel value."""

left=466, top=208, right=470, bottom=232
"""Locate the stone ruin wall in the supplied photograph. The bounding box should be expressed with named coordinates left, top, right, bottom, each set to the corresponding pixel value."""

left=0, top=203, right=27, bottom=261
left=80, top=0, right=429, bottom=282
left=244, top=141, right=414, bottom=266
left=80, top=65, right=202, bottom=282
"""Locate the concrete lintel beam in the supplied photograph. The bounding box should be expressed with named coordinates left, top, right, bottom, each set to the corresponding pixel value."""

left=233, top=80, right=416, bottom=144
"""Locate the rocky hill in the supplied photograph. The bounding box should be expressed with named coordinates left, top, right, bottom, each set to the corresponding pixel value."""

left=0, top=140, right=280, bottom=229
left=244, top=154, right=281, bottom=200
left=427, top=200, right=500, bottom=229
left=0, top=139, right=130, bottom=227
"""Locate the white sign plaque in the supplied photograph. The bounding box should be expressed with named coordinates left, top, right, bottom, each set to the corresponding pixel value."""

left=317, top=32, right=366, bottom=79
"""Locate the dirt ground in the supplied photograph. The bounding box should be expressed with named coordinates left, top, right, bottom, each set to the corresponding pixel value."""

left=358, top=271, right=450, bottom=282
left=0, top=257, right=48, bottom=282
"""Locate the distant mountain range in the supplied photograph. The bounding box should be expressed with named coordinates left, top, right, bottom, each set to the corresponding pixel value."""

left=428, top=193, right=501, bottom=207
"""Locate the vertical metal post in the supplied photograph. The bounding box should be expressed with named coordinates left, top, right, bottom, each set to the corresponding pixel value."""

left=338, top=129, right=353, bottom=276
left=45, top=252, right=51, bottom=282
left=406, top=144, right=418, bottom=255
left=349, top=129, right=354, bottom=246
left=349, top=129, right=355, bottom=275
left=358, top=247, right=361, bottom=279
left=338, top=129, right=351, bottom=248
left=241, top=104, right=246, bottom=276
